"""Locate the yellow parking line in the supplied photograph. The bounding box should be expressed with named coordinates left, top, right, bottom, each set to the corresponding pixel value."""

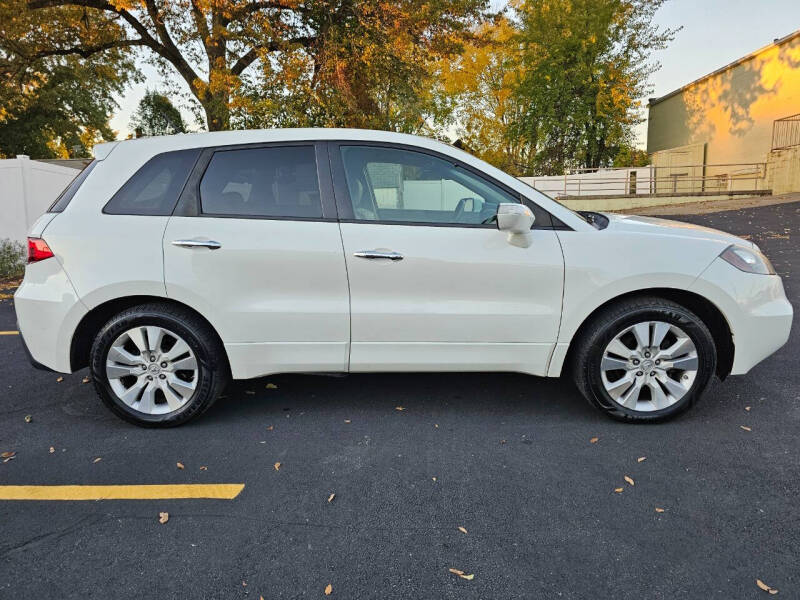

left=0, top=331, right=19, bottom=335
left=0, top=483, right=245, bottom=501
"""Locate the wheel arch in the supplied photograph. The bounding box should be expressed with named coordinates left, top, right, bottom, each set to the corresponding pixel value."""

left=70, top=295, right=229, bottom=373
left=561, top=288, right=734, bottom=380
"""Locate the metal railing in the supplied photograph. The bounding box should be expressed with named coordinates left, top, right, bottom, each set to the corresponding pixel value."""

left=772, top=113, right=800, bottom=151
left=525, top=163, right=768, bottom=198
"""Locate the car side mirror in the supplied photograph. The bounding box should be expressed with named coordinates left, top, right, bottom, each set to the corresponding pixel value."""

left=497, top=203, right=535, bottom=247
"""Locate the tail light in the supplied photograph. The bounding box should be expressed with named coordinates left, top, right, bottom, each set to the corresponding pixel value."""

left=27, top=237, right=54, bottom=263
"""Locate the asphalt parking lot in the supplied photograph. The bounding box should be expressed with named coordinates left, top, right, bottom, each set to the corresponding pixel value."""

left=1, top=201, right=798, bottom=599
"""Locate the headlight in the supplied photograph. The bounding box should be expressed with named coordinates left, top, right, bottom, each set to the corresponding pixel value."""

left=720, top=244, right=776, bottom=275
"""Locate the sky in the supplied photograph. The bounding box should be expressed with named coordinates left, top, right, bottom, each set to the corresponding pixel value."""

left=109, top=0, right=800, bottom=148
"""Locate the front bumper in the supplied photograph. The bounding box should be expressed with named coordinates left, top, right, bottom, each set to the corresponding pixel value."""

left=690, top=257, right=793, bottom=375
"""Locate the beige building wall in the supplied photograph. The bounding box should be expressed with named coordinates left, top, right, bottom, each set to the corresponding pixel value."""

left=647, top=31, right=800, bottom=167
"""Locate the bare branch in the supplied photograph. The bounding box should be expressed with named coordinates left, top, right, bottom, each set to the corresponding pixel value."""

left=33, top=38, right=150, bottom=58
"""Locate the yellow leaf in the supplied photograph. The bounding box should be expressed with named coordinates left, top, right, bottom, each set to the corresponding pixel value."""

left=274, top=462, right=281, bottom=471
left=756, top=579, right=778, bottom=594
left=328, top=493, right=335, bottom=503
left=589, top=437, right=599, bottom=443
left=459, top=574, right=475, bottom=581
left=740, top=425, right=752, bottom=432
left=624, top=476, right=634, bottom=486
left=324, top=583, right=332, bottom=595
left=448, top=568, right=464, bottom=575
left=395, top=406, right=405, bottom=411
left=655, top=507, right=665, bottom=513
left=56, top=377, right=63, bottom=383
left=266, top=425, right=274, bottom=431
left=158, top=512, right=169, bottom=524
left=458, top=526, right=467, bottom=534
left=176, top=462, right=185, bottom=470
left=614, top=487, right=623, bottom=493
left=93, top=457, right=102, bottom=463
left=266, top=383, right=278, bottom=389
left=1, top=451, right=16, bottom=459
left=637, top=456, right=646, bottom=462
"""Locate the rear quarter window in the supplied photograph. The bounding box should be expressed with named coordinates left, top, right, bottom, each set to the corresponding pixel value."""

left=103, top=149, right=201, bottom=216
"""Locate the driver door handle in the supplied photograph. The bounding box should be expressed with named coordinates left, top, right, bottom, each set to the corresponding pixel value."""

left=172, top=239, right=222, bottom=250
left=353, top=250, right=404, bottom=261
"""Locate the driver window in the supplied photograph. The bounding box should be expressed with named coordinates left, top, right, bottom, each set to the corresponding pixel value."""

left=339, top=146, right=519, bottom=225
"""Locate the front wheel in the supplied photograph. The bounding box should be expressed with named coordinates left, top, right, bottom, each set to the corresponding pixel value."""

left=90, top=303, right=228, bottom=427
left=572, top=297, right=717, bottom=422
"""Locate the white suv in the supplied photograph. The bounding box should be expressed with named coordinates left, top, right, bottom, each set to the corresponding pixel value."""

left=15, top=129, right=792, bottom=427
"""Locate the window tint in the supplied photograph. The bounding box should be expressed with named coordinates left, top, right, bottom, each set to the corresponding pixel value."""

left=49, top=160, right=97, bottom=212
left=339, top=146, right=519, bottom=225
left=200, top=146, right=322, bottom=218
left=104, top=149, right=200, bottom=216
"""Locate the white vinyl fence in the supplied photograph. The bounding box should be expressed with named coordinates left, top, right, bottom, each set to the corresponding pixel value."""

left=0, top=156, right=81, bottom=242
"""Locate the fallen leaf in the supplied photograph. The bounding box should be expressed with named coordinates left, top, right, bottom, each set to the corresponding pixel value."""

left=500, top=439, right=507, bottom=444
left=459, top=574, right=475, bottom=581
left=24, top=415, right=32, bottom=423
left=756, top=579, right=779, bottom=594
left=266, top=383, right=278, bottom=389
left=245, top=390, right=255, bottom=395
left=199, top=466, right=208, bottom=471
left=434, top=424, right=439, bottom=428
left=324, top=583, right=332, bottom=595
left=432, top=477, right=437, bottom=482
left=614, top=487, right=624, bottom=493
left=740, top=425, right=752, bottom=432
left=745, top=406, right=751, bottom=411
left=328, top=493, right=335, bottom=503
left=56, top=376, right=63, bottom=383
left=458, top=526, right=468, bottom=534
left=344, top=420, right=351, bottom=424
left=274, top=462, right=281, bottom=471
left=448, top=568, right=464, bottom=576
left=93, top=457, right=102, bottom=463
left=637, top=456, right=646, bottom=463
left=2, top=451, right=16, bottom=463
left=590, top=437, right=599, bottom=444
left=655, top=507, right=665, bottom=513
left=159, top=512, right=169, bottom=524
left=266, top=425, right=274, bottom=431
left=176, top=462, right=185, bottom=470
left=395, top=406, right=405, bottom=411
left=624, top=475, right=634, bottom=486
left=49, top=446, right=55, bottom=454
left=81, top=376, right=90, bottom=384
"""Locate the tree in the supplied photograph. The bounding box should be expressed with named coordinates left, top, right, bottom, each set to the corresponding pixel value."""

left=438, top=17, right=532, bottom=175
left=0, top=1, right=136, bottom=157
left=130, top=90, right=186, bottom=136
left=512, top=0, right=677, bottom=175
left=23, top=0, right=489, bottom=132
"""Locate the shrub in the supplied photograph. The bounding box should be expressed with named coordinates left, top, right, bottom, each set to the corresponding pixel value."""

left=0, top=239, right=26, bottom=280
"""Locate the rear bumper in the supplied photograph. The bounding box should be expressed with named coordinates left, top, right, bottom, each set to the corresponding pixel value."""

left=14, top=258, right=86, bottom=373
left=690, top=258, right=793, bottom=375
left=17, top=322, right=56, bottom=372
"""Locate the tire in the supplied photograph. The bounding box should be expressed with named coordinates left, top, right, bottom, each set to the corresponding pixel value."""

left=90, top=302, right=228, bottom=427
left=572, top=296, right=716, bottom=423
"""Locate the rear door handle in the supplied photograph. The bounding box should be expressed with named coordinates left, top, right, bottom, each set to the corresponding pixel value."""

left=172, top=239, right=222, bottom=250
left=354, top=250, right=404, bottom=261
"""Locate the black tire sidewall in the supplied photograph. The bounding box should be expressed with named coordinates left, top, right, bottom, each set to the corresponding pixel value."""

left=584, top=304, right=716, bottom=422
left=90, top=309, right=219, bottom=427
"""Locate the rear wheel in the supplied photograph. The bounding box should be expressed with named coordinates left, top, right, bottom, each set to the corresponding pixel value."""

left=572, top=297, right=716, bottom=422
left=90, top=303, right=228, bottom=427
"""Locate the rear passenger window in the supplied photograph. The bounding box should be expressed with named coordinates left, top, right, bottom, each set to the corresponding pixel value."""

left=199, top=146, right=322, bottom=218
left=104, top=149, right=200, bottom=215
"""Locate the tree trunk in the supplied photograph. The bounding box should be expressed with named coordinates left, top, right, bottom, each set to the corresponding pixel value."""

left=203, top=96, right=230, bottom=131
